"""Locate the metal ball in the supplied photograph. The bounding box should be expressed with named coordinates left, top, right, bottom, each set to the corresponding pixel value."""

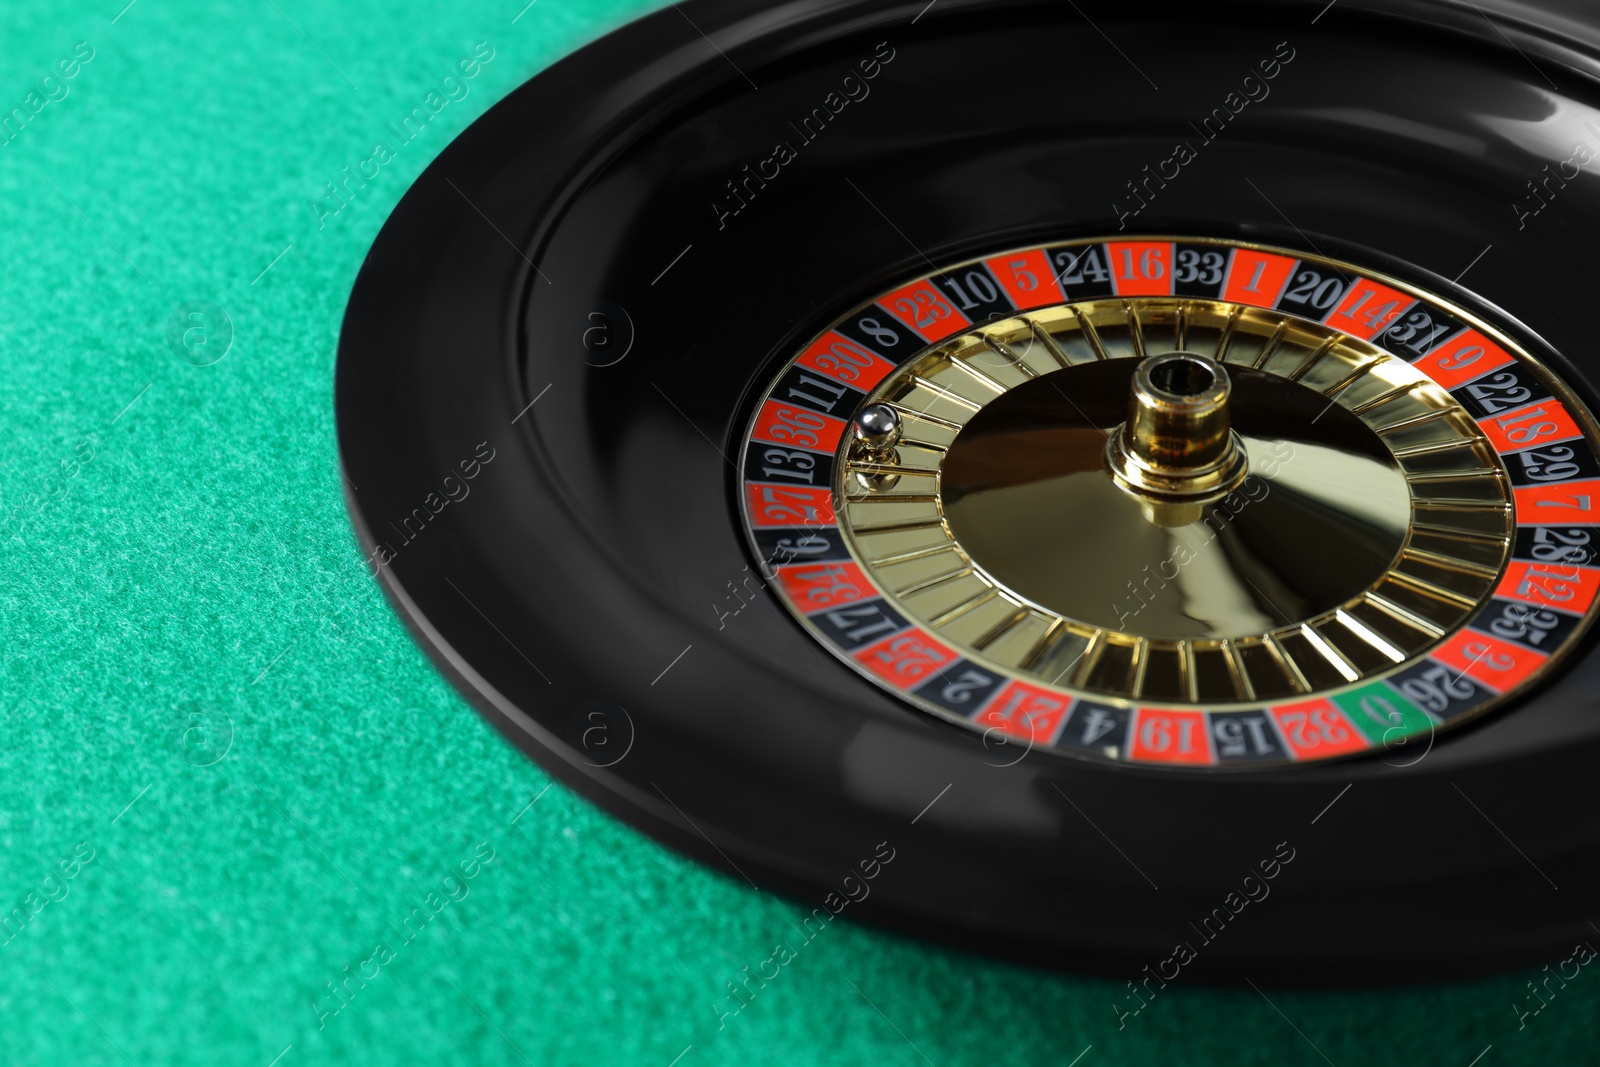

left=854, top=403, right=901, bottom=449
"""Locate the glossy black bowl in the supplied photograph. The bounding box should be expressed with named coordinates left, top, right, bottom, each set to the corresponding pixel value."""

left=337, top=0, right=1600, bottom=983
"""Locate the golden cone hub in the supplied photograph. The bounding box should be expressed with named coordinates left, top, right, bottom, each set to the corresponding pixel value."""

left=1106, top=352, right=1251, bottom=527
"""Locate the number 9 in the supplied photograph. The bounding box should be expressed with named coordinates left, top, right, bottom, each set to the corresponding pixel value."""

left=1434, top=345, right=1481, bottom=371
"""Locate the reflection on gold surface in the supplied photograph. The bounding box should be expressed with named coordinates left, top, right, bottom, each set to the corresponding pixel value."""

left=943, top=361, right=1410, bottom=639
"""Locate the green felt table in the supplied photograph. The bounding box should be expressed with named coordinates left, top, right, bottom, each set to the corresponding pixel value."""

left=2, top=0, right=1596, bottom=1063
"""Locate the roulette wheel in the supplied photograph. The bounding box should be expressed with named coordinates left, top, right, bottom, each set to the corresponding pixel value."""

left=24, top=0, right=1600, bottom=1062
left=338, top=0, right=1600, bottom=990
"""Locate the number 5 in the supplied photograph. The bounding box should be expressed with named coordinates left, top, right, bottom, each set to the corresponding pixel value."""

left=1007, top=258, right=1037, bottom=292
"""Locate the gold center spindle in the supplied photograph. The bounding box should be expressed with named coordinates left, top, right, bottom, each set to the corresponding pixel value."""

left=1105, top=351, right=1251, bottom=527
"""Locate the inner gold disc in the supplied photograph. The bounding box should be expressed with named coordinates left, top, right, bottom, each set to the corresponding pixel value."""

left=836, top=296, right=1515, bottom=705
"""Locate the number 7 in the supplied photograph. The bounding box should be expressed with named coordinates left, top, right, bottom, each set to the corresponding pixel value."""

left=1537, top=495, right=1593, bottom=511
